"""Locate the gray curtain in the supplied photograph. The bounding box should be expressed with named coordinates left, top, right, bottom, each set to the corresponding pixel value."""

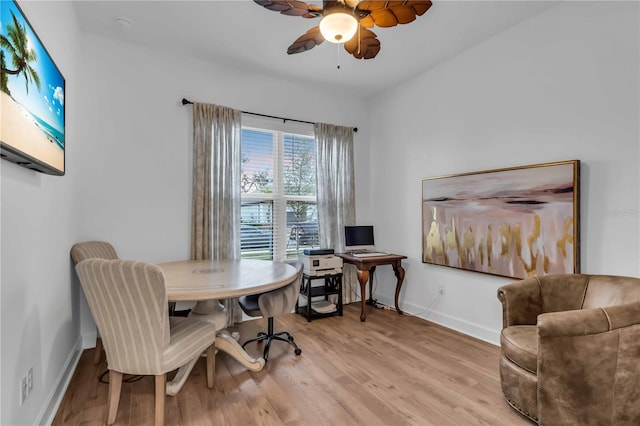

left=191, top=102, right=243, bottom=324
left=314, top=122, right=357, bottom=304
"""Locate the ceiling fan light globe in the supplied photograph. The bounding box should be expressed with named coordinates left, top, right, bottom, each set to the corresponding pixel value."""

left=319, top=12, right=358, bottom=44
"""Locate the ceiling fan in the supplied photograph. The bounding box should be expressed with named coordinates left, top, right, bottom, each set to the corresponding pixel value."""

left=254, top=0, right=433, bottom=60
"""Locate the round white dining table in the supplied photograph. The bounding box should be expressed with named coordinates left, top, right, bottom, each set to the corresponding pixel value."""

left=161, top=258, right=297, bottom=301
left=157, top=259, right=297, bottom=395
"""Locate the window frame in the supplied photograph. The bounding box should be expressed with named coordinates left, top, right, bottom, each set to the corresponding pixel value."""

left=240, top=118, right=317, bottom=261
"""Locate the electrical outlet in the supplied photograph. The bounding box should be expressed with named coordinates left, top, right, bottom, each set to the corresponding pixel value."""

left=20, top=376, right=27, bottom=405
left=438, top=283, right=446, bottom=295
left=27, top=368, right=33, bottom=393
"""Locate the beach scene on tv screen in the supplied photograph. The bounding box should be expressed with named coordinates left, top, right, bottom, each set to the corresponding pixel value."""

left=1, top=0, right=65, bottom=173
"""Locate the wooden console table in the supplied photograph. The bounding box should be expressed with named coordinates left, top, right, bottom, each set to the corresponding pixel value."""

left=336, top=253, right=407, bottom=322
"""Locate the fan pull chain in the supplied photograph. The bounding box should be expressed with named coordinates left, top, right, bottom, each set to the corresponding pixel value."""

left=337, top=43, right=341, bottom=69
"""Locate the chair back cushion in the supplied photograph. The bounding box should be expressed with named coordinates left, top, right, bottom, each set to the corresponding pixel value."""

left=257, top=260, right=303, bottom=317
left=538, top=274, right=590, bottom=313
left=75, top=259, right=170, bottom=374
left=71, top=241, right=118, bottom=264
left=581, top=275, right=640, bottom=309
left=537, top=274, right=640, bottom=312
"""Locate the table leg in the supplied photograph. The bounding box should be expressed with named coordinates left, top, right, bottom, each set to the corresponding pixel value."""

left=338, top=274, right=343, bottom=316
left=393, top=262, right=406, bottom=315
left=305, top=275, right=312, bottom=322
left=366, top=266, right=377, bottom=305
left=356, top=269, right=369, bottom=321
left=166, top=356, right=199, bottom=396
left=215, top=330, right=266, bottom=372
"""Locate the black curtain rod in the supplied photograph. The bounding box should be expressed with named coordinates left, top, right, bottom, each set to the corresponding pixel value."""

left=181, top=98, right=357, bottom=132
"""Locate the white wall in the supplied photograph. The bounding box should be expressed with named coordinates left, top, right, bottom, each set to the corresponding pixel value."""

left=74, top=33, right=370, bottom=340
left=76, top=34, right=370, bottom=262
left=368, top=1, right=640, bottom=344
left=1, top=2, right=81, bottom=425
left=77, top=35, right=367, bottom=262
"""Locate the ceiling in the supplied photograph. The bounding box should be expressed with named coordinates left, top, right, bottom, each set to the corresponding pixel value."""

left=73, top=0, right=558, bottom=98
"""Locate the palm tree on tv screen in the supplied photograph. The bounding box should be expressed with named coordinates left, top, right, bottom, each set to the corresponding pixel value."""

left=0, top=51, right=9, bottom=94
left=0, top=11, right=41, bottom=95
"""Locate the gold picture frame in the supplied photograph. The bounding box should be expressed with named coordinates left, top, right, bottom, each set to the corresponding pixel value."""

left=421, top=160, right=580, bottom=279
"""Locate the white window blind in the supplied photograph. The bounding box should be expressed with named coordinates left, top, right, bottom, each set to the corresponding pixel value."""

left=240, top=119, right=319, bottom=260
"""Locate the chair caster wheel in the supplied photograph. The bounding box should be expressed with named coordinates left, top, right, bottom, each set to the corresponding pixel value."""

left=294, top=348, right=302, bottom=356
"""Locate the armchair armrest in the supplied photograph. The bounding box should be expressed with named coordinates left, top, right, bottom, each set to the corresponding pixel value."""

left=497, top=278, right=542, bottom=327
left=538, top=302, right=640, bottom=337
left=537, top=307, right=610, bottom=337
left=537, top=302, right=640, bottom=425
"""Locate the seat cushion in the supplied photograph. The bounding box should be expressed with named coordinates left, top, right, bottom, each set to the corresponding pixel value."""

left=189, top=308, right=228, bottom=332
left=500, top=325, right=537, bottom=374
left=239, top=294, right=261, bottom=317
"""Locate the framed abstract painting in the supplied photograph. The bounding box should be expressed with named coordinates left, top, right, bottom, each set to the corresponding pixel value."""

left=422, top=160, right=580, bottom=279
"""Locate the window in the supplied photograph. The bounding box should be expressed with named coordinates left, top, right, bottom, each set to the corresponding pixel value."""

left=240, top=123, right=319, bottom=260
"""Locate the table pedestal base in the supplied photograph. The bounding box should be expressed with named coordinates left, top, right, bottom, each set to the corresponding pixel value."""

left=215, top=330, right=266, bottom=371
left=165, top=302, right=266, bottom=395
left=166, top=356, right=199, bottom=396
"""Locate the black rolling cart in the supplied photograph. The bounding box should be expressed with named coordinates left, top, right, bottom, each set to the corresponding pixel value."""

left=296, top=272, right=343, bottom=322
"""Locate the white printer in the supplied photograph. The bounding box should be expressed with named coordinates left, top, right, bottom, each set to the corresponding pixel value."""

left=300, top=249, right=343, bottom=276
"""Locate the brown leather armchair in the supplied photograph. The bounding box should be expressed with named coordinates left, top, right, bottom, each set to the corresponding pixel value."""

left=497, top=274, right=640, bottom=425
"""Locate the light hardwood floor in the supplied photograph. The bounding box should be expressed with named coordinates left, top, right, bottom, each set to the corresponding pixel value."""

left=53, top=303, right=531, bottom=425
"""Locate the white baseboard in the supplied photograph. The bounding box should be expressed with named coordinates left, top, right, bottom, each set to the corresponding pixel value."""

left=375, top=295, right=500, bottom=346
left=414, top=308, right=500, bottom=346
left=82, top=332, right=98, bottom=350
left=36, top=336, right=83, bottom=426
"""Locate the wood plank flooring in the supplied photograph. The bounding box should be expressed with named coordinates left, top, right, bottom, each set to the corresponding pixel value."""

left=53, top=303, right=531, bottom=425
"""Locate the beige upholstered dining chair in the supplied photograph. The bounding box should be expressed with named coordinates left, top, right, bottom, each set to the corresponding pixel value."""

left=70, top=240, right=119, bottom=364
left=239, top=259, right=304, bottom=361
left=75, top=258, right=217, bottom=426
left=70, top=240, right=118, bottom=264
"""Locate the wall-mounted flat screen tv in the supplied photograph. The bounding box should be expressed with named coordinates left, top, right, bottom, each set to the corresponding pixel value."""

left=1, top=0, right=65, bottom=175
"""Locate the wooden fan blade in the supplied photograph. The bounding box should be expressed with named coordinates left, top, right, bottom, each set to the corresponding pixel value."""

left=344, top=28, right=381, bottom=59
left=356, top=0, right=432, bottom=28
left=254, top=0, right=322, bottom=18
left=387, top=5, right=419, bottom=24
left=358, top=0, right=426, bottom=12
left=287, top=26, right=325, bottom=54
left=407, top=0, right=432, bottom=16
